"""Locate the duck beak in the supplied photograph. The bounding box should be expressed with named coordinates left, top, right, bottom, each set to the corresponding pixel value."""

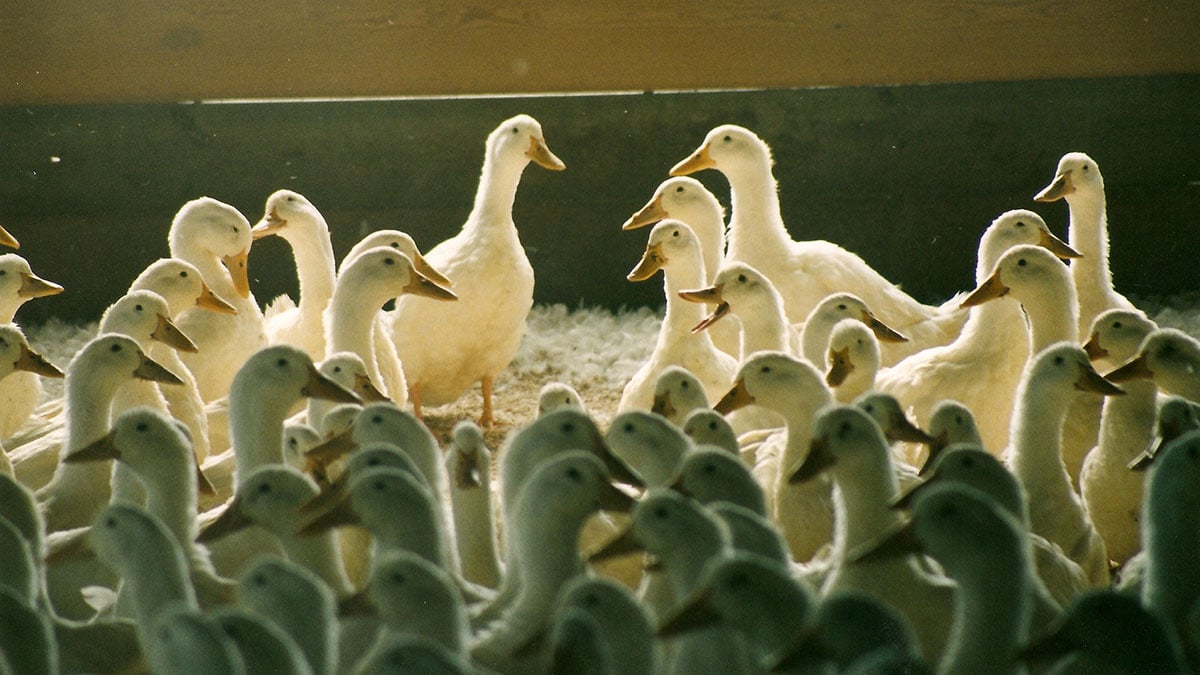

left=0, top=225, right=19, bottom=250
left=305, top=427, right=358, bottom=465
left=656, top=589, right=722, bottom=638
left=862, top=310, right=908, bottom=343
left=454, top=449, right=484, bottom=489
left=1034, top=171, right=1074, bottom=202
left=1082, top=332, right=1108, bottom=361
left=788, top=437, right=838, bottom=484
left=847, top=518, right=921, bottom=566
left=891, top=474, right=934, bottom=511
left=650, top=390, right=676, bottom=420
left=403, top=272, right=458, bottom=301
left=526, top=136, right=566, bottom=171
left=1075, top=362, right=1125, bottom=396
left=64, top=430, right=121, bottom=464
left=596, top=482, right=638, bottom=513
left=886, top=410, right=935, bottom=445
left=1038, top=228, right=1082, bottom=259
left=585, top=526, right=644, bottom=564
left=196, top=498, right=253, bottom=544
left=295, top=496, right=361, bottom=537
left=623, top=194, right=669, bottom=231
left=917, top=435, right=948, bottom=477
left=678, top=284, right=723, bottom=305
left=353, top=373, right=390, bottom=403
left=670, top=144, right=715, bottom=176
left=15, top=343, right=64, bottom=379
left=337, top=589, right=377, bottom=619
left=691, top=302, right=731, bottom=333
left=825, top=347, right=853, bottom=387
left=296, top=477, right=350, bottom=519
left=600, top=449, right=646, bottom=490
left=410, top=252, right=452, bottom=289
left=713, top=378, right=754, bottom=415
left=45, top=533, right=94, bottom=565
left=151, top=314, right=199, bottom=353
left=627, top=242, right=668, bottom=282
left=196, top=464, right=217, bottom=497
left=1105, top=354, right=1154, bottom=383
left=960, top=270, right=1010, bottom=308
left=18, top=272, right=64, bottom=299
left=222, top=249, right=251, bottom=299
left=133, top=353, right=184, bottom=386
left=302, top=364, right=362, bottom=404
left=196, top=283, right=238, bottom=315
left=251, top=209, right=286, bottom=239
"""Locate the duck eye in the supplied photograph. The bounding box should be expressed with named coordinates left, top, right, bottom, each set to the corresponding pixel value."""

left=367, top=457, right=381, bottom=466
left=512, top=127, right=520, bottom=135
left=760, top=366, right=771, bottom=374
left=390, top=572, right=406, bottom=584
left=110, top=344, right=122, bottom=353
left=180, top=271, right=188, bottom=278
left=702, top=463, right=716, bottom=474
left=675, top=186, right=684, bottom=193
left=566, top=467, right=583, bottom=482
left=562, top=423, right=575, bottom=433
left=864, top=404, right=875, bottom=413
left=1113, top=321, right=1122, bottom=329
left=837, top=304, right=847, bottom=311
left=1082, top=164, right=1090, bottom=172
left=134, top=304, right=143, bottom=312
left=583, top=593, right=599, bottom=607
left=105, top=516, right=117, bottom=528
left=277, top=358, right=288, bottom=367
left=390, top=242, right=400, bottom=249
left=1016, top=221, right=1025, bottom=228
left=287, top=195, right=296, bottom=202
left=384, top=257, right=395, bottom=266
left=680, top=381, right=689, bottom=389
left=737, top=274, right=747, bottom=283
left=672, top=230, right=679, bottom=237
left=372, top=415, right=383, bottom=424
left=253, top=574, right=267, bottom=586
left=722, top=135, right=731, bottom=142
left=707, top=421, right=718, bottom=431
left=727, top=571, right=749, bottom=589
left=1053, top=355, right=1065, bottom=365
left=1017, top=259, right=1027, bottom=267
left=373, top=480, right=386, bottom=491
left=954, top=414, right=963, bottom=424
left=623, top=422, right=635, bottom=433
left=333, top=366, right=342, bottom=373
left=0, top=271, right=6, bottom=276
left=136, top=422, right=148, bottom=432
left=257, top=482, right=271, bottom=494
left=653, top=506, right=669, bottom=519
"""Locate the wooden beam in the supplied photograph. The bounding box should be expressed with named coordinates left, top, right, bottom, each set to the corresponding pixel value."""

left=3, top=1, right=1199, bottom=105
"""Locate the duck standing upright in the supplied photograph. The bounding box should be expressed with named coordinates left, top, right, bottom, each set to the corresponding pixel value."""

left=387, top=114, right=564, bottom=427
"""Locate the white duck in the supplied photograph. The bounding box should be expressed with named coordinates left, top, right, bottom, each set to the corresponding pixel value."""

left=34, top=334, right=182, bottom=534
left=0, top=254, right=63, bottom=441
left=210, top=605, right=314, bottom=675
left=387, top=114, right=565, bottom=427
left=1034, top=152, right=1137, bottom=340
left=1079, top=308, right=1159, bottom=565
left=1139, top=429, right=1200, bottom=636
left=1106, top=327, right=1200, bottom=403
left=799, top=292, right=908, bottom=368
left=855, top=483, right=1034, bottom=674
left=129, top=257, right=237, bottom=463
left=446, top=420, right=501, bottom=590
left=606, top=410, right=693, bottom=488
left=0, top=586, right=59, bottom=675
left=237, top=555, right=338, bottom=675
left=648, top=366, right=708, bottom=426
left=0, top=324, right=63, bottom=476
left=622, top=175, right=739, bottom=355
left=327, top=246, right=456, bottom=405
left=789, top=404, right=955, bottom=661
left=619, top=219, right=737, bottom=413
left=921, top=400, right=984, bottom=472
left=1005, top=342, right=1120, bottom=586
left=713, top=350, right=834, bottom=561
left=669, top=445, right=767, bottom=517
left=252, top=189, right=337, bottom=361
left=144, top=605, right=247, bottom=675
left=671, top=123, right=966, bottom=358
left=825, top=320, right=882, bottom=404
left=536, top=381, right=586, bottom=417
left=549, top=575, right=661, bottom=675
left=168, top=196, right=267, bottom=402
left=876, top=210, right=1082, bottom=457
left=680, top=408, right=741, bottom=456
left=304, top=351, right=388, bottom=434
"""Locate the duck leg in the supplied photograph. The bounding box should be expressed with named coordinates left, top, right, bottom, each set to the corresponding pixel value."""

left=409, top=382, right=424, bottom=420
left=477, top=376, right=494, bottom=428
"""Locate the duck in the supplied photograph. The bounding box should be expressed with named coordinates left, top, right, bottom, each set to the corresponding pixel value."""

left=339, top=229, right=452, bottom=286
left=251, top=189, right=337, bottom=361
left=143, top=604, right=247, bottom=675
left=921, top=400, right=984, bottom=473
left=606, top=410, right=693, bottom=488
left=679, top=408, right=740, bottom=456
left=0, top=254, right=64, bottom=441
left=876, top=210, right=1082, bottom=457
left=670, top=445, right=766, bottom=517
left=168, top=196, right=268, bottom=402
left=1138, top=429, right=1200, bottom=638
left=446, top=420, right=501, bottom=590
left=622, top=176, right=739, bottom=355
left=789, top=404, right=955, bottom=661
left=1005, top=342, right=1120, bottom=587
left=0, top=586, right=59, bottom=675
left=853, top=483, right=1035, bottom=675
left=0, top=224, right=18, bottom=250
left=671, top=123, right=966, bottom=358
left=471, top=452, right=634, bottom=674
left=1034, top=152, right=1137, bottom=341
left=198, top=465, right=354, bottom=597
left=893, top=445, right=1088, bottom=619
left=536, top=381, right=586, bottom=417
left=713, top=350, right=834, bottom=561
left=0, top=324, right=63, bottom=476
left=33, top=334, right=182, bottom=535
left=128, top=257, right=237, bottom=463
left=304, top=352, right=388, bottom=435
left=1078, top=308, right=1159, bottom=565
left=354, top=635, right=474, bottom=675
left=1106, top=327, right=1200, bottom=402
left=649, top=366, right=709, bottom=426
left=210, top=605, right=315, bottom=675
left=237, top=555, right=338, bottom=675
left=619, top=219, right=737, bottom=413
left=588, top=488, right=754, bottom=675
left=706, top=502, right=796, bottom=575
left=799, top=292, right=908, bottom=368
left=548, top=575, right=661, bottom=675
left=825, top=320, right=882, bottom=404
left=775, top=589, right=924, bottom=672
left=387, top=114, right=565, bottom=427
left=656, top=552, right=817, bottom=671
left=326, top=246, right=457, bottom=406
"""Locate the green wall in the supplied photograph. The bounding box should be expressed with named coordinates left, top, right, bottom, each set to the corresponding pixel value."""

left=2, top=74, right=1197, bottom=324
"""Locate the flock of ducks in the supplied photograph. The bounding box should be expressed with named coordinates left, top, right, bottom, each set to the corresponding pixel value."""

left=0, top=113, right=1196, bottom=674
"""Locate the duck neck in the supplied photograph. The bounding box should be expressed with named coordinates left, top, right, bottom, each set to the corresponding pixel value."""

left=326, top=282, right=389, bottom=393
left=280, top=532, right=355, bottom=598
left=1021, top=287, right=1079, bottom=354
left=774, top=391, right=834, bottom=490
left=467, top=153, right=528, bottom=232
left=660, top=524, right=727, bottom=598
left=284, top=223, right=337, bottom=321
left=1066, top=190, right=1113, bottom=301
left=47, top=365, right=124, bottom=503
left=1098, top=379, right=1158, bottom=465
left=725, top=166, right=792, bottom=261
left=831, top=457, right=903, bottom=557
left=1142, top=469, right=1200, bottom=624
left=1009, top=378, right=1074, bottom=511
left=169, top=234, right=240, bottom=305
left=120, top=538, right=198, bottom=640
left=941, top=549, right=1031, bottom=675
left=661, top=258, right=708, bottom=339
left=736, top=300, right=791, bottom=360
left=229, top=386, right=292, bottom=483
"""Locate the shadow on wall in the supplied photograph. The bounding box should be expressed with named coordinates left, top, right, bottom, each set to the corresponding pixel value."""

left=1, top=74, right=1197, bottom=325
